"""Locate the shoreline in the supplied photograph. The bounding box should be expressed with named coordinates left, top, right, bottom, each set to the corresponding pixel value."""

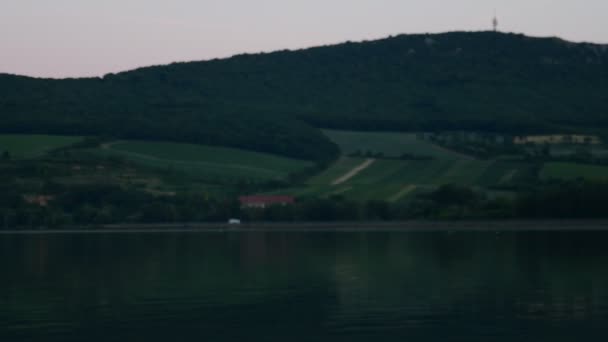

left=2, top=219, right=608, bottom=234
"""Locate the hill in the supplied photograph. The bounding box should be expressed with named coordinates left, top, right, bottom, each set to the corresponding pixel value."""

left=1, top=31, right=608, bottom=161
left=0, top=134, right=83, bottom=159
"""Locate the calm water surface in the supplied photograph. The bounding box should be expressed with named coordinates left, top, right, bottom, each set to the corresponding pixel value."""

left=1, top=229, right=608, bottom=341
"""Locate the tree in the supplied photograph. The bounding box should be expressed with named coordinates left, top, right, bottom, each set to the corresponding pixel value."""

left=541, top=144, right=551, bottom=157
left=365, top=200, right=391, bottom=220
left=429, top=184, right=479, bottom=206
left=1, top=151, right=10, bottom=161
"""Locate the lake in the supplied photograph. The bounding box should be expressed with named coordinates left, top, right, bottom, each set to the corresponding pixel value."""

left=1, top=228, right=608, bottom=341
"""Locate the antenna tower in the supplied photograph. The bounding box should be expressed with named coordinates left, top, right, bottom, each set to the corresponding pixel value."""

left=493, top=11, right=498, bottom=32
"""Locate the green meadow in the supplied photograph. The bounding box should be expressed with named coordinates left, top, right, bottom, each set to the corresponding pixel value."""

left=0, top=134, right=82, bottom=159
left=95, top=141, right=314, bottom=182
left=541, top=163, right=608, bottom=181
left=284, top=131, right=548, bottom=202
left=2, top=132, right=607, bottom=202
left=293, top=158, right=533, bottom=202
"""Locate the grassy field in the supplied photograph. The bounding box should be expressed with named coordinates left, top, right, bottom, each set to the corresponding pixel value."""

left=540, top=162, right=608, bottom=181
left=292, top=131, right=483, bottom=201
left=94, top=141, right=314, bottom=182
left=0, top=134, right=82, bottom=159
left=323, top=130, right=464, bottom=160
left=282, top=131, right=546, bottom=202
left=476, top=160, right=539, bottom=187
left=549, top=145, right=608, bottom=157
left=289, top=158, right=519, bottom=202
left=4, top=132, right=606, bottom=202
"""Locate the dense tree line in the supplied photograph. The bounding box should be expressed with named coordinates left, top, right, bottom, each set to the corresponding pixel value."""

left=0, top=183, right=242, bottom=228
left=243, top=181, right=608, bottom=222
left=2, top=32, right=608, bottom=162
left=4, top=180, right=608, bottom=229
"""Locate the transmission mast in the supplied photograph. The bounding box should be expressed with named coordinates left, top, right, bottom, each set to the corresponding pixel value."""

left=493, top=11, right=499, bottom=32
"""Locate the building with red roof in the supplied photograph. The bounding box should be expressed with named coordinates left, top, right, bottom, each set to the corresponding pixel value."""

left=239, top=195, right=295, bottom=209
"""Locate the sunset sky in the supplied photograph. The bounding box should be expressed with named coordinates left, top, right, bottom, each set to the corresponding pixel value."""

left=1, top=0, right=606, bottom=78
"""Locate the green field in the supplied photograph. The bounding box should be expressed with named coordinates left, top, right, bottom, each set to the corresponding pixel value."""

left=549, top=145, right=608, bottom=158
left=95, top=141, right=314, bottom=182
left=287, top=158, right=523, bottom=202
left=294, top=131, right=484, bottom=201
left=541, top=163, right=608, bottom=181
left=4, top=131, right=605, bottom=203
left=323, top=130, right=465, bottom=160
left=476, top=160, right=539, bottom=187
left=282, top=131, right=545, bottom=201
left=0, top=134, right=82, bottom=159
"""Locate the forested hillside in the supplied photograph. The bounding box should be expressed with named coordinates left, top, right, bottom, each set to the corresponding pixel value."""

left=2, top=31, right=608, bottom=161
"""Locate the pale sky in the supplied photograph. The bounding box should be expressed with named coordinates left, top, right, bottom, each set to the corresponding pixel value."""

left=1, top=0, right=606, bottom=78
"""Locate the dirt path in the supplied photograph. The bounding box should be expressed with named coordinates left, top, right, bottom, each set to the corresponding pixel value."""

left=100, top=141, right=122, bottom=150
left=332, top=159, right=375, bottom=185
left=389, top=185, right=418, bottom=202
left=499, top=169, right=518, bottom=184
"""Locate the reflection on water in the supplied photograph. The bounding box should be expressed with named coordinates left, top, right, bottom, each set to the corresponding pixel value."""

left=1, top=230, right=608, bottom=341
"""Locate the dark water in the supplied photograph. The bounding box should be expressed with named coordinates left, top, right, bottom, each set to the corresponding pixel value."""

left=1, top=230, right=608, bottom=341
